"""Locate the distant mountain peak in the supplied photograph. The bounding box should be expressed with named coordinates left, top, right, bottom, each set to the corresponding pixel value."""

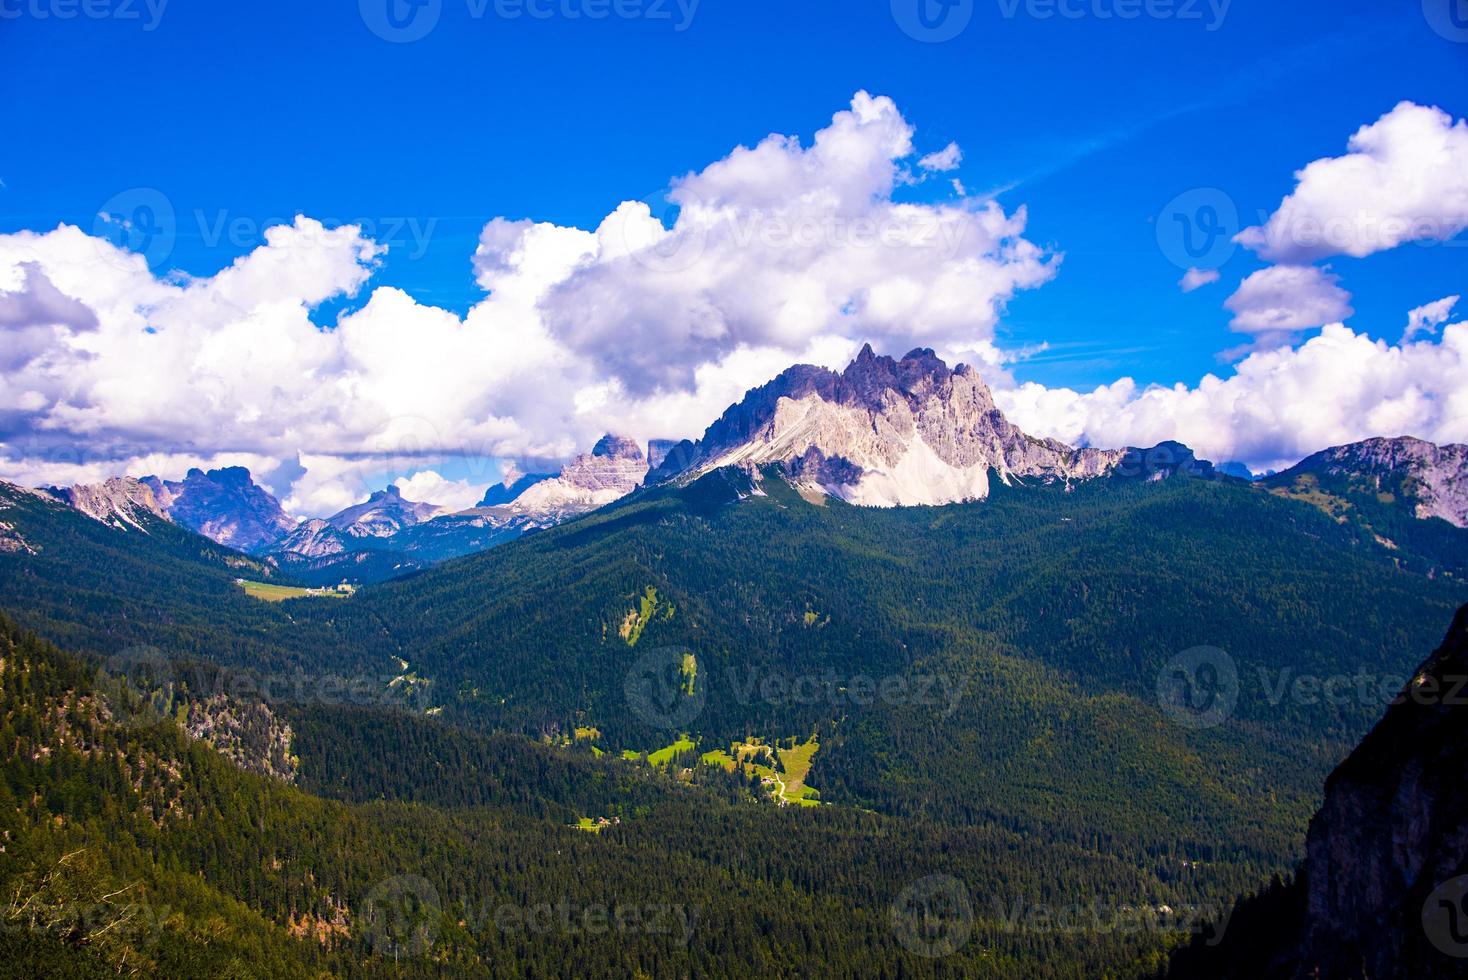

left=591, top=434, right=644, bottom=461
left=646, top=439, right=679, bottom=471
left=325, top=485, right=442, bottom=538
left=48, top=477, right=168, bottom=531
left=140, top=467, right=295, bottom=552
left=494, top=432, right=650, bottom=518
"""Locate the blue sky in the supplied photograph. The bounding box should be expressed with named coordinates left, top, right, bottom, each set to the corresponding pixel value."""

left=3, top=0, right=1461, bottom=386
left=1, top=1, right=1466, bottom=509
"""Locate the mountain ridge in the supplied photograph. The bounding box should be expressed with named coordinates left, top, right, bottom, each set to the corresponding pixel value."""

left=22, top=346, right=1468, bottom=584
left=1264, top=436, right=1468, bottom=529
left=648, top=344, right=1200, bottom=505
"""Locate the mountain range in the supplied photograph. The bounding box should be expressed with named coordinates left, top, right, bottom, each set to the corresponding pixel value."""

left=34, top=346, right=1468, bottom=587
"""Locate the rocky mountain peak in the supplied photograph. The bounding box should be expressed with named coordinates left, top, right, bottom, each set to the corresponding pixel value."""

left=647, top=439, right=679, bottom=471
left=495, top=433, right=651, bottom=518
left=212, top=466, right=254, bottom=484
left=325, top=485, right=442, bottom=538
left=838, top=345, right=954, bottom=405
left=140, top=466, right=296, bottom=553
left=49, top=477, right=169, bottom=531
left=592, top=434, right=645, bottom=461
left=646, top=344, right=1127, bottom=505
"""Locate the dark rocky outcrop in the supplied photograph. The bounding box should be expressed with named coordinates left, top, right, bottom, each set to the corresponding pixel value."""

left=1167, top=604, right=1468, bottom=979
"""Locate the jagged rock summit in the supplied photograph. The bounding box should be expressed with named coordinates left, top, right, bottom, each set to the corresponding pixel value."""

left=46, top=477, right=168, bottom=531
left=142, top=466, right=297, bottom=552
left=500, top=433, right=650, bottom=518
left=648, top=344, right=1134, bottom=507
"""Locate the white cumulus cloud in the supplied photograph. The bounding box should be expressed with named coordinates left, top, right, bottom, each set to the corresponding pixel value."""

left=0, top=93, right=1054, bottom=514
left=918, top=142, right=963, bottom=172
left=1223, top=264, right=1353, bottom=349
left=1236, top=101, right=1468, bottom=263
left=997, top=320, right=1468, bottom=474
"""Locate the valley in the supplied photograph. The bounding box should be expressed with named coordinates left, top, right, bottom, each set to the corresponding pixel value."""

left=238, top=579, right=354, bottom=602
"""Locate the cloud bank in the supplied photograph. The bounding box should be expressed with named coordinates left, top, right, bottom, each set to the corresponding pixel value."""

left=0, top=94, right=1463, bottom=513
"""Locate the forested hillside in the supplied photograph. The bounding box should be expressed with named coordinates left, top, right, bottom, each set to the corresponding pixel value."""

left=2, top=615, right=1197, bottom=977
left=2, top=468, right=1465, bottom=976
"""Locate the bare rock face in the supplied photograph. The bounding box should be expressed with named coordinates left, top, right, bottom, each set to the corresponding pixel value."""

left=31, top=468, right=295, bottom=552
left=184, top=694, right=298, bottom=783
left=502, top=433, right=650, bottom=518
left=49, top=477, right=169, bottom=531
left=1292, top=603, right=1468, bottom=978
left=647, top=439, right=680, bottom=471
left=1166, top=605, right=1468, bottom=979
left=648, top=345, right=1130, bottom=506
left=1272, top=437, right=1468, bottom=529
left=141, top=467, right=297, bottom=552
left=0, top=492, right=37, bottom=555
left=274, top=519, right=347, bottom=559
left=325, top=485, right=443, bottom=539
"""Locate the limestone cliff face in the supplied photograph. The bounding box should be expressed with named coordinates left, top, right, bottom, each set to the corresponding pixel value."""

left=142, top=467, right=297, bottom=552
left=49, top=477, right=169, bottom=530
left=502, top=433, right=650, bottom=517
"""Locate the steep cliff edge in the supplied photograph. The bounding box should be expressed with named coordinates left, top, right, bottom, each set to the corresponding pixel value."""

left=1166, top=603, right=1468, bottom=979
